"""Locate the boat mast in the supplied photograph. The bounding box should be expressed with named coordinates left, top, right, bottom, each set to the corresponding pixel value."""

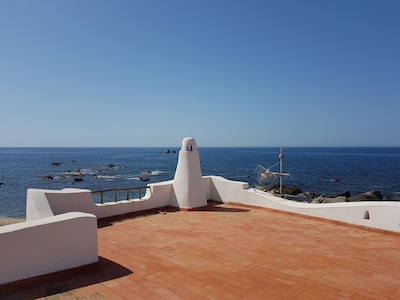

left=279, top=147, right=284, bottom=196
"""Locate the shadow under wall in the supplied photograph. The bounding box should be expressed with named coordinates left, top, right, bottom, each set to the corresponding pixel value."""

left=96, top=202, right=248, bottom=229
left=0, top=256, right=133, bottom=298
left=97, top=206, right=181, bottom=228
left=196, top=204, right=250, bottom=213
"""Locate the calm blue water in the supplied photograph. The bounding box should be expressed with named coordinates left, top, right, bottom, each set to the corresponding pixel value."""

left=1, top=147, right=399, bottom=218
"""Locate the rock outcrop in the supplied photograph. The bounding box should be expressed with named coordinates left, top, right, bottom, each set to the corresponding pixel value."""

left=311, top=190, right=385, bottom=203
left=348, top=190, right=383, bottom=202
left=259, top=184, right=303, bottom=195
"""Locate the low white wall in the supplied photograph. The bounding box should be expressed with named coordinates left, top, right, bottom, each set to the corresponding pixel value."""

left=26, top=188, right=55, bottom=221
left=203, top=176, right=249, bottom=203
left=0, top=212, right=98, bottom=285
left=26, top=176, right=400, bottom=233
left=94, top=180, right=173, bottom=218
left=3, top=181, right=173, bottom=286
left=206, top=176, right=400, bottom=233
left=26, top=181, right=174, bottom=220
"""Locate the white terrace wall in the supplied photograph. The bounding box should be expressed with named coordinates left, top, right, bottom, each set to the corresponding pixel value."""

left=205, top=176, right=400, bottom=234
left=26, top=181, right=174, bottom=221
left=26, top=175, right=400, bottom=233
left=0, top=212, right=98, bottom=285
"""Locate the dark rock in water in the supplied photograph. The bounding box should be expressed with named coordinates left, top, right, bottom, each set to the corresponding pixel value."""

left=280, top=186, right=302, bottom=195
left=103, top=164, right=123, bottom=170
left=42, top=176, right=54, bottom=180
left=284, top=194, right=314, bottom=202
left=163, top=149, right=177, bottom=154
left=0, top=182, right=4, bottom=186
left=348, top=190, right=383, bottom=202
left=322, top=196, right=347, bottom=203
left=383, top=196, right=400, bottom=201
left=327, top=191, right=351, bottom=198
left=311, top=194, right=346, bottom=203
left=258, top=184, right=276, bottom=192
left=139, top=177, right=150, bottom=181
left=272, top=184, right=303, bottom=196
left=258, top=184, right=303, bottom=195
left=51, top=162, right=63, bottom=166
left=340, top=190, right=351, bottom=198
left=74, top=177, right=83, bottom=182
left=311, top=195, right=347, bottom=204
left=330, top=178, right=339, bottom=182
left=300, top=192, right=320, bottom=199
left=312, top=190, right=387, bottom=204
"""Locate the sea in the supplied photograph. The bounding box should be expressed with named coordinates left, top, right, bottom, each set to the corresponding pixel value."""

left=1, top=147, right=400, bottom=219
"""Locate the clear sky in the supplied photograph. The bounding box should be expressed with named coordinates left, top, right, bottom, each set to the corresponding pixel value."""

left=1, top=0, right=399, bottom=147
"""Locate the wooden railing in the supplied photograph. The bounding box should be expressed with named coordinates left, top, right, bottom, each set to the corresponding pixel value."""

left=92, top=186, right=150, bottom=204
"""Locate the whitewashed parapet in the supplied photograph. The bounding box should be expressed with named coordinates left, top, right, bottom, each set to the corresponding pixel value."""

left=26, top=188, right=95, bottom=221
left=26, top=181, right=174, bottom=220
left=93, top=180, right=173, bottom=218
left=26, top=188, right=56, bottom=221
left=0, top=212, right=98, bottom=285
left=25, top=174, right=400, bottom=233
left=203, top=176, right=400, bottom=233
left=203, top=175, right=249, bottom=203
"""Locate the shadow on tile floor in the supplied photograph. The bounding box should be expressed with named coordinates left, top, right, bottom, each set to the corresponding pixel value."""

left=1, top=256, right=132, bottom=299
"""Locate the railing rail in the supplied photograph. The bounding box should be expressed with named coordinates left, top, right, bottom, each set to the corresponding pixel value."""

left=92, top=186, right=150, bottom=204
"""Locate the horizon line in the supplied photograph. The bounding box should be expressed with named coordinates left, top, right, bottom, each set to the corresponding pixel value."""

left=1, top=145, right=400, bottom=148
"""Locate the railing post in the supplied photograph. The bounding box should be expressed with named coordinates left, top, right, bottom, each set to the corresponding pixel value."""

left=139, top=188, right=142, bottom=199
left=100, top=192, right=104, bottom=204
left=114, top=190, right=117, bottom=202
left=126, top=189, right=129, bottom=200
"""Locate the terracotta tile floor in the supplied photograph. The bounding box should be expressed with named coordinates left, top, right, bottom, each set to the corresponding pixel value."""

left=2, top=203, right=400, bottom=299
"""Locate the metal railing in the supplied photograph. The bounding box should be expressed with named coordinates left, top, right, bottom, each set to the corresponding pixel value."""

left=92, top=186, right=150, bottom=204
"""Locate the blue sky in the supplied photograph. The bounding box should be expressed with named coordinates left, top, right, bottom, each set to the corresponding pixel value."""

left=1, top=0, right=399, bottom=147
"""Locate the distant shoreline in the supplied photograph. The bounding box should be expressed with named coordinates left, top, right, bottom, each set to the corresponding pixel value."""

left=0, top=218, right=25, bottom=227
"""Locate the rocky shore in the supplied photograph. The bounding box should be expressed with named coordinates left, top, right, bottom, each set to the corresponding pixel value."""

left=0, top=218, right=25, bottom=227
left=258, top=184, right=400, bottom=203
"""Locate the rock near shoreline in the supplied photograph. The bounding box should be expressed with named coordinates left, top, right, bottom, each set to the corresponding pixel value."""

left=0, top=218, right=25, bottom=227
left=257, top=184, right=399, bottom=203
left=311, top=190, right=389, bottom=204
